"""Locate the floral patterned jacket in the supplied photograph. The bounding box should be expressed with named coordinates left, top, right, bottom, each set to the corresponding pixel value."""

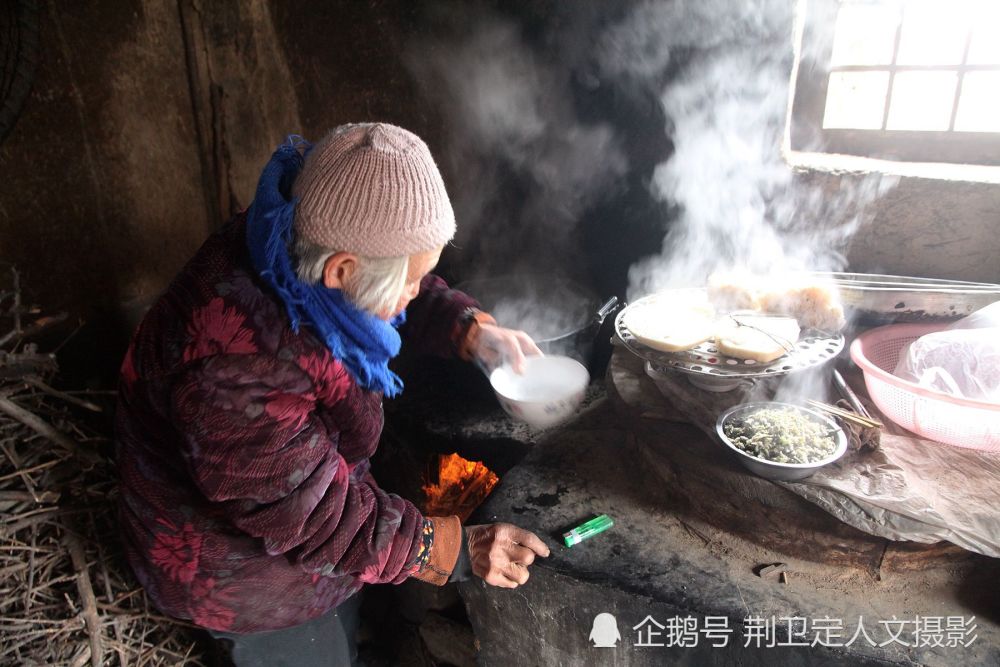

left=115, top=216, right=476, bottom=633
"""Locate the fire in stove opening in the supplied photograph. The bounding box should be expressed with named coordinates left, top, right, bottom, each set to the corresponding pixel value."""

left=422, top=453, right=500, bottom=522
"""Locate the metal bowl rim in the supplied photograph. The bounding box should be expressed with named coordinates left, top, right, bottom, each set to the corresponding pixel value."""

left=715, top=401, right=849, bottom=469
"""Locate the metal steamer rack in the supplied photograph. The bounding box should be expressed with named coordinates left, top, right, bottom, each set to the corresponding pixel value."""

left=615, top=293, right=845, bottom=392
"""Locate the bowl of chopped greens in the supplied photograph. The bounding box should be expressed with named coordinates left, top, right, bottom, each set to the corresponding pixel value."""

left=716, top=402, right=848, bottom=481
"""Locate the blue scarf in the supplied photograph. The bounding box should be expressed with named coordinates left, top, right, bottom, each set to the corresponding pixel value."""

left=245, top=136, right=405, bottom=397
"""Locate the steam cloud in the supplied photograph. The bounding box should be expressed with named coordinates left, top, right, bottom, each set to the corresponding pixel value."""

left=405, top=8, right=628, bottom=278
left=406, top=0, right=898, bottom=352
left=612, top=0, right=898, bottom=298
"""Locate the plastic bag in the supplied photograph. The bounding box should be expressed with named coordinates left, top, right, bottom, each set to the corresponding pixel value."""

left=893, top=301, right=1000, bottom=402
left=945, top=299, right=1000, bottom=330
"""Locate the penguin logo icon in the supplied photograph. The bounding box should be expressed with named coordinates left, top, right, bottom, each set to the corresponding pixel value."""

left=589, top=612, right=621, bottom=647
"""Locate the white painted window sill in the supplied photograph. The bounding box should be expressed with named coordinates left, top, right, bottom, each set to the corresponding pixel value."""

left=783, top=149, right=1000, bottom=185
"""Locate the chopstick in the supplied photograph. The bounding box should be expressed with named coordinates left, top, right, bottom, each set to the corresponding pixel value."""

left=832, top=369, right=873, bottom=420
left=806, top=399, right=882, bottom=429
left=806, top=399, right=883, bottom=429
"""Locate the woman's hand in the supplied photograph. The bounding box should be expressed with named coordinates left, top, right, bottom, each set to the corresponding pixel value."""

left=465, top=523, right=551, bottom=588
left=470, top=323, right=543, bottom=374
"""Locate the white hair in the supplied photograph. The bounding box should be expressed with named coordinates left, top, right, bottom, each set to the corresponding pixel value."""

left=293, top=234, right=409, bottom=317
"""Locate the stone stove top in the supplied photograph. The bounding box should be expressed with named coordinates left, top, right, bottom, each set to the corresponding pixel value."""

left=449, top=349, right=1000, bottom=666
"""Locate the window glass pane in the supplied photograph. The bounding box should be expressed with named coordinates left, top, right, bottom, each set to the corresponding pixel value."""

left=886, top=71, right=959, bottom=131
left=955, top=72, right=1000, bottom=132
left=830, top=3, right=899, bottom=66
left=896, top=1, right=970, bottom=66
left=823, top=71, right=890, bottom=129
left=967, top=4, right=1000, bottom=65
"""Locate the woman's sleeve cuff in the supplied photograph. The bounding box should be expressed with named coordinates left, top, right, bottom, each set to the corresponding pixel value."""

left=412, top=515, right=463, bottom=586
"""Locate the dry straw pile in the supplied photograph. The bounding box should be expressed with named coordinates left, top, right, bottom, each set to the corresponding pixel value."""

left=1, top=268, right=208, bottom=666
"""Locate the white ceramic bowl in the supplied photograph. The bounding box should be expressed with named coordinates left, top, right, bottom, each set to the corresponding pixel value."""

left=490, top=355, right=590, bottom=429
left=716, top=401, right=848, bottom=481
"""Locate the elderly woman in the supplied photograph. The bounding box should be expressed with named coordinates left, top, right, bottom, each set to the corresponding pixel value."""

left=116, top=124, right=550, bottom=666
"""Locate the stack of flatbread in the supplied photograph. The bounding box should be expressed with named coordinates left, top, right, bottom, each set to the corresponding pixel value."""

left=624, top=271, right=844, bottom=363
left=624, top=299, right=800, bottom=363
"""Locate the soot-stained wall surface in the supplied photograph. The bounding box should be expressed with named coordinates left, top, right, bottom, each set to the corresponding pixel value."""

left=1, top=0, right=998, bottom=378
left=0, top=0, right=307, bottom=376
left=0, top=1, right=208, bottom=321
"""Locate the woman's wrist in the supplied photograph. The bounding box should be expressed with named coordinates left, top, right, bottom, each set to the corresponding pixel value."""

left=456, top=308, right=496, bottom=361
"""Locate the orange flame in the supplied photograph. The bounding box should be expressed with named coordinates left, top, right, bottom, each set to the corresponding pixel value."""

left=422, top=453, right=499, bottom=522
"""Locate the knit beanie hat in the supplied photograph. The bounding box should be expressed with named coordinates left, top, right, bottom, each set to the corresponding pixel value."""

left=292, top=123, right=456, bottom=258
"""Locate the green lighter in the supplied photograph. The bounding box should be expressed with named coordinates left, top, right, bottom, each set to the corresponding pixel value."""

left=563, top=514, right=614, bottom=547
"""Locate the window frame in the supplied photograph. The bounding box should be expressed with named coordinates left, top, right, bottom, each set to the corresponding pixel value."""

left=789, top=0, right=1000, bottom=166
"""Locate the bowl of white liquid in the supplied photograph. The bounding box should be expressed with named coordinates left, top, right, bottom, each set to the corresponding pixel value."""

left=489, top=355, right=590, bottom=429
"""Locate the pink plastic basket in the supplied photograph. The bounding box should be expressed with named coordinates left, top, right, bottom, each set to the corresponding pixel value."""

left=850, top=323, right=1000, bottom=451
